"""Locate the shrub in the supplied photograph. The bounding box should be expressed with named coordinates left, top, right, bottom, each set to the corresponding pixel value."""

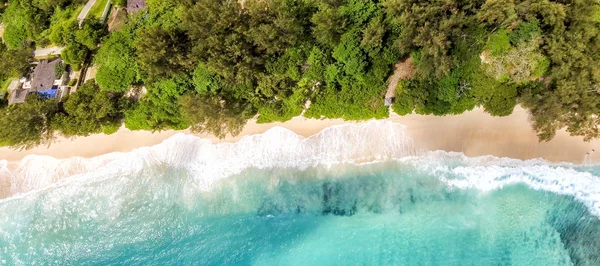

left=1, top=3, right=28, bottom=49
left=95, top=30, right=139, bottom=92
left=486, top=29, right=511, bottom=56
left=68, top=78, right=78, bottom=86
left=54, top=62, right=65, bottom=79
left=509, top=20, right=541, bottom=45
left=102, top=122, right=121, bottom=135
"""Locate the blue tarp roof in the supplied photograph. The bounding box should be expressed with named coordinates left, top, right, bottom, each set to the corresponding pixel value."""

left=37, top=89, right=58, bottom=99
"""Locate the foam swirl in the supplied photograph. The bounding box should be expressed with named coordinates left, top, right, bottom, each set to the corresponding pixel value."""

left=398, top=152, right=600, bottom=217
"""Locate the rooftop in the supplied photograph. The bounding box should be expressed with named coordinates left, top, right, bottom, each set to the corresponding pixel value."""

left=30, top=59, right=61, bottom=92
left=127, top=0, right=146, bottom=13
left=9, top=89, right=28, bottom=105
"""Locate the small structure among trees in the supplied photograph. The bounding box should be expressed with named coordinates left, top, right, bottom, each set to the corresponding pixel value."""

left=7, top=80, right=26, bottom=104
left=127, top=0, right=146, bottom=14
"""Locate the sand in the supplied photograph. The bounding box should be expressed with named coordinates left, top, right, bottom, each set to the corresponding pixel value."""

left=1, top=106, right=599, bottom=163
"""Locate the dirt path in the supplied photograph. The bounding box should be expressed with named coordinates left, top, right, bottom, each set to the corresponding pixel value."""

left=33, top=46, right=65, bottom=58
left=386, top=57, right=415, bottom=98
left=107, top=7, right=127, bottom=32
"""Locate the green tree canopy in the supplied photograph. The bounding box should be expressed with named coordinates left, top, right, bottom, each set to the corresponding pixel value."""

left=53, top=80, right=123, bottom=136
left=0, top=43, right=33, bottom=80
left=95, top=30, right=139, bottom=92
left=0, top=95, right=59, bottom=150
left=179, top=92, right=253, bottom=138
left=134, top=26, right=193, bottom=81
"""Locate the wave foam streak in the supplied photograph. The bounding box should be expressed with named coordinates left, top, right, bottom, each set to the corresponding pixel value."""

left=0, top=121, right=414, bottom=197
left=399, top=152, right=600, bottom=217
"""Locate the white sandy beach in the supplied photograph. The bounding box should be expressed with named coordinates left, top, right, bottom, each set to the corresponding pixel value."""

left=1, top=106, right=599, bottom=163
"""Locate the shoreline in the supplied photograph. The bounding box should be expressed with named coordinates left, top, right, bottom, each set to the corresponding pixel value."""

left=1, top=106, right=599, bottom=164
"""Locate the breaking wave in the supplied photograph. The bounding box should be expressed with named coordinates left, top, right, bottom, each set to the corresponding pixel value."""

left=1, top=120, right=599, bottom=217
left=0, top=121, right=414, bottom=197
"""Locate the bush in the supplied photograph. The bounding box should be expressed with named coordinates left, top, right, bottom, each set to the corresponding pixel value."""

left=112, top=0, right=126, bottom=7
left=95, top=30, right=139, bottom=92
left=483, top=83, right=517, bottom=117
left=509, top=20, right=541, bottom=45
left=102, top=122, right=121, bottom=134
left=256, top=84, right=308, bottom=123
left=391, top=81, right=415, bottom=115
left=532, top=57, right=550, bottom=78
left=124, top=104, right=152, bottom=130
left=68, top=78, right=78, bottom=86
left=62, top=43, right=89, bottom=68
left=49, top=19, right=78, bottom=46
left=2, top=4, right=28, bottom=49
left=54, top=81, right=124, bottom=137
left=486, top=29, right=511, bottom=56
left=54, top=62, right=65, bottom=79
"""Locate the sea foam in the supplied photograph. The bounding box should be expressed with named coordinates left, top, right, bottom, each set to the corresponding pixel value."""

left=395, top=152, right=600, bottom=216
left=0, top=121, right=414, bottom=197
left=1, top=121, right=599, bottom=217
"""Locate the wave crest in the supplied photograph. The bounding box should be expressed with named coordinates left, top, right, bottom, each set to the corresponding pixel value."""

left=1, top=121, right=599, bottom=218
left=398, top=152, right=600, bottom=217
left=0, top=121, right=414, bottom=197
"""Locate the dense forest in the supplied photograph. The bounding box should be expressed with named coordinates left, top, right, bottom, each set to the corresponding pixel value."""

left=0, top=0, right=599, bottom=149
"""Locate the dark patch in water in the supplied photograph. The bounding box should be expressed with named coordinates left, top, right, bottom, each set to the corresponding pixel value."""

left=321, top=182, right=357, bottom=216
left=548, top=199, right=600, bottom=265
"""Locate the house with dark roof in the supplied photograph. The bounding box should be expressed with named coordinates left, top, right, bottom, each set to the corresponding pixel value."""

left=9, top=59, right=67, bottom=104
left=127, top=0, right=147, bottom=13
left=29, top=59, right=62, bottom=92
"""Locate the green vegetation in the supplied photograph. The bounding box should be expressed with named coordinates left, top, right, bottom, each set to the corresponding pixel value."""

left=387, top=0, right=600, bottom=141
left=486, top=29, right=511, bottom=56
left=2, top=0, right=87, bottom=48
left=0, top=80, right=124, bottom=150
left=89, top=0, right=109, bottom=19
left=0, top=95, right=59, bottom=150
left=53, top=80, right=123, bottom=136
left=1, top=0, right=599, bottom=149
left=1, top=78, right=16, bottom=94
left=52, top=18, right=107, bottom=68
left=0, top=42, right=32, bottom=93
left=94, top=28, right=139, bottom=92
left=68, top=78, right=78, bottom=86
left=111, top=0, right=125, bottom=7
left=54, top=61, right=65, bottom=79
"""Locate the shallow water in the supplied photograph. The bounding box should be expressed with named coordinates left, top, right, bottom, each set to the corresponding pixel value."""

left=0, top=122, right=599, bottom=265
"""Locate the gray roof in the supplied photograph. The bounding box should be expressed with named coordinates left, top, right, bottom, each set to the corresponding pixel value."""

left=31, top=59, right=60, bottom=92
left=127, top=0, right=147, bottom=13
left=9, top=89, right=28, bottom=105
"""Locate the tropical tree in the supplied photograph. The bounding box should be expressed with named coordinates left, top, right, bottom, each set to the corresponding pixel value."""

left=0, top=95, right=59, bottom=150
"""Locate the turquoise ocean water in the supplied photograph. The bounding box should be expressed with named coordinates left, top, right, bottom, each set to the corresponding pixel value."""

left=0, top=122, right=599, bottom=265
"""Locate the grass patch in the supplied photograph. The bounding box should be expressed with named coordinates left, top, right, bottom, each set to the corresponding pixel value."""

left=0, top=78, right=18, bottom=93
left=35, top=43, right=58, bottom=49
left=71, top=5, right=85, bottom=20
left=34, top=54, right=61, bottom=60
left=90, top=0, right=110, bottom=19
